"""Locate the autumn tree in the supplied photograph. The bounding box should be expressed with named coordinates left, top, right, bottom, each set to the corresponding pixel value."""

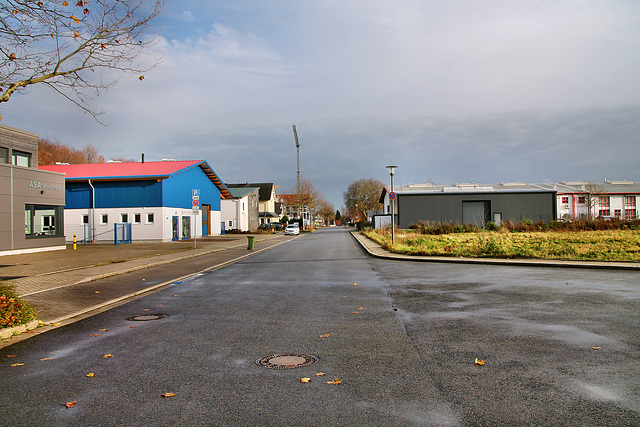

left=315, top=197, right=335, bottom=226
left=38, top=137, right=105, bottom=165
left=343, top=178, right=384, bottom=222
left=287, top=177, right=320, bottom=218
left=0, top=0, right=164, bottom=121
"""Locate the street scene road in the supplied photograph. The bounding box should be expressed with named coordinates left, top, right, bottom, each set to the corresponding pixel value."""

left=1, top=228, right=639, bottom=426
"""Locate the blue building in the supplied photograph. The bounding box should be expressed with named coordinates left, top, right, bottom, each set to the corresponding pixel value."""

left=40, top=160, right=231, bottom=242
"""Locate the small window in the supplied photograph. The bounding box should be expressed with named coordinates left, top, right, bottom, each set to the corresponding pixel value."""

left=147, top=213, right=154, bottom=224
left=121, top=213, right=128, bottom=223
left=82, top=215, right=89, bottom=224
left=0, top=147, right=8, bottom=163
left=561, top=197, right=569, bottom=204
left=100, top=214, right=108, bottom=225
left=577, top=196, right=585, bottom=204
left=229, top=220, right=233, bottom=227
left=12, top=150, right=31, bottom=167
left=134, top=213, right=141, bottom=224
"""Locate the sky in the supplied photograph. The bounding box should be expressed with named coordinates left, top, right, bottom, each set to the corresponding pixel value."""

left=3, top=0, right=640, bottom=209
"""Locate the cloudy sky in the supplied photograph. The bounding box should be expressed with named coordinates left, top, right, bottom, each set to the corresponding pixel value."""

left=4, top=0, right=640, bottom=209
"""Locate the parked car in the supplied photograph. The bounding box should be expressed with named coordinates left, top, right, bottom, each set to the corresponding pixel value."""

left=284, top=224, right=300, bottom=235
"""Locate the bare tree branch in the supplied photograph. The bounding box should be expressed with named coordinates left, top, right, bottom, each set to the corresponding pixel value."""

left=0, top=0, right=164, bottom=122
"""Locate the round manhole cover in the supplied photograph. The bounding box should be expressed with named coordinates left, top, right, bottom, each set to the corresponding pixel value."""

left=256, top=353, right=319, bottom=370
left=126, top=314, right=165, bottom=321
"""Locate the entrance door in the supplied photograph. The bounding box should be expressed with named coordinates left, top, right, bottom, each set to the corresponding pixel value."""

left=462, top=201, right=490, bottom=227
left=202, top=204, right=210, bottom=236
left=172, top=216, right=179, bottom=241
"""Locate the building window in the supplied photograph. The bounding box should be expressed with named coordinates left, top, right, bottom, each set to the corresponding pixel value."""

left=614, top=209, right=621, bottom=218
left=133, top=213, right=141, bottom=224
left=101, top=214, right=108, bottom=225
left=12, top=150, right=31, bottom=167
left=25, top=205, right=62, bottom=237
left=82, top=215, right=89, bottom=224
left=624, top=196, right=636, bottom=208
left=147, top=213, right=154, bottom=224
left=577, top=196, right=585, bottom=204
left=599, top=209, right=610, bottom=217
left=229, top=220, right=233, bottom=227
left=561, top=196, right=569, bottom=204
left=0, top=147, right=8, bottom=163
left=242, top=202, right=245, bottom=211
left=599, top=196, right=610, bottom=208
left=625, top=209, right=637, bottom=220
left=121, top=213, right=128, bottom=223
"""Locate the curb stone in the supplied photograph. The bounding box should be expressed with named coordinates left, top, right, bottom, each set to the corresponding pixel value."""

left=0, top=319, right=40, bottom=340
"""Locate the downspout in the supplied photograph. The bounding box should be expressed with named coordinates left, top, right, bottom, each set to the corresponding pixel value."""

left=88, top=179, right=95, bottom=242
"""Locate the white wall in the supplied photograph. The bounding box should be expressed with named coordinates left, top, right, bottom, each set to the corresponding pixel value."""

left=221, top=196, right=249, bottom=232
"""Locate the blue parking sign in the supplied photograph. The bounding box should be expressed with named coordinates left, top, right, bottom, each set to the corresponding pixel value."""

left=192, top=189, right=200, bottom=197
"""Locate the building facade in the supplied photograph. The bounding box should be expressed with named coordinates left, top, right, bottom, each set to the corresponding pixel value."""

left=39, top=161, right=231, bottom=242
left=221, top=186, right=260, bottom=232
left=0, top=124, right=66, bottom=256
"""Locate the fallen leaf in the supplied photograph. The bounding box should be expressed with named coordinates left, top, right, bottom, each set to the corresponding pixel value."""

left=85, top=373, right=95, bottom=377
left=90, top=334, right=101, bottom=337
left=161, top=393, right=175, bottom=398
left=351, top=312, right=360, bottom=314
left=358, top=307, right=364, bottom=310
left=327, top=377, right=342, bottom=385
left=474, top=358, right=485, bottom=366
left=173, top=295, right=178, bottom=297
left=99, top=329, right=108, bottom=332
left=102, top=354, right=113, bottom=358
left=592, top=347, right=602, bottom=350
left=139, top=75, right=145, bottom=81
left=11, top=363, right=25, bottom=367
left=94, top=291, right=100, bottom=294
left=144, top=308, right=150, bottom=311
left=64, top=401, right=77, bottom=409
left=62, top=1, right=69, bottom=6
left=40, top=358, right=52, bottom=361
left=130, top=326, right=137, bottom=328
left=6, top=355, right=16, bottom=358
left=316, top=372, right=326, bottom=376
left=141, top=279, right=146, bottom=281
left=9, top=53, right=16, bottom=61
left=73, top=31, right=79, bottom=38
left=319, top=334, right=330, bottom=338
left=70, top=15, right=80, bottom=23
left=353, top=282, right=358, bottom=286
left=300, top=378, right=312, bottom=383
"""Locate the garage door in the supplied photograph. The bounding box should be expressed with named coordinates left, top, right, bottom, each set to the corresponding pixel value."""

left=462, top=201, right=490, bottom=226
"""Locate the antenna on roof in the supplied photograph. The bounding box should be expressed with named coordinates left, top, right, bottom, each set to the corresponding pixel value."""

left=142, top=153, right=144, bottom=164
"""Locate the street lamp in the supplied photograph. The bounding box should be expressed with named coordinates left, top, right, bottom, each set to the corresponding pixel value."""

left=386, top=165, right=398, bottom=245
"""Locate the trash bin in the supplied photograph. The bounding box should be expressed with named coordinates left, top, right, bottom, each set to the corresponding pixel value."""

left=247, top=235, right=255, bottom=250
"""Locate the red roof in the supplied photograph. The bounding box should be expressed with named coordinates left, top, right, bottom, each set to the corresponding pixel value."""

left=39, top=160, right=232, bottom=199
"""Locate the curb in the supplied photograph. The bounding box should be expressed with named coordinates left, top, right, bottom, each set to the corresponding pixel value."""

left=0, top=319, right=40, bottom=340
left=350, top=231, right=640, bottom=270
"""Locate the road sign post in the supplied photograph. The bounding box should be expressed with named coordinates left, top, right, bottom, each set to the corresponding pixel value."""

left=192, top=189, right=200, bottom=248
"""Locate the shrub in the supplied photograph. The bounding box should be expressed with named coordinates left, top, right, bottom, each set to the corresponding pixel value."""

left=0, top=282, right=36, bottom=329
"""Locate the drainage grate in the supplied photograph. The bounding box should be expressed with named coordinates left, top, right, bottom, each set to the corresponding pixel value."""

left=256, top=353, right=319, bottom=370
left=126, top=314, right=166, bottom=321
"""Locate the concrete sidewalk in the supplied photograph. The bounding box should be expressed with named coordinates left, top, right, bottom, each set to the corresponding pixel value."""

left=350, top=230, right=640, bottom=270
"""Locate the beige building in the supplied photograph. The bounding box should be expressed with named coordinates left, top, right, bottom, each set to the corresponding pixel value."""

left=0, top=124, right=66, bottom=256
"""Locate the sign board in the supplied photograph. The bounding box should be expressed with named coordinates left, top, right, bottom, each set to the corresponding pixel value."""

left=192, top=199, right=200, bottom=207
left=389, top=192, right=396, bottom=200
left=192, top=206, right=200, bottom=214
left=192, top=189, right=200, bottom=198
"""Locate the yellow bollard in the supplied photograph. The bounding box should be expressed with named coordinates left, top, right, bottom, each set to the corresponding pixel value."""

left=73, top=234, right=77, bottom=250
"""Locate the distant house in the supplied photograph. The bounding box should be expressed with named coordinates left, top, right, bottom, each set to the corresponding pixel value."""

left=226, top=183, right=279, bottom=225
left=221, top=186, right=260, bottom=232
left=549, top=181, right=639, bottom=220
left=39, top=160, right=231, bottom=242
left=1, top=124, right=66, bottom=256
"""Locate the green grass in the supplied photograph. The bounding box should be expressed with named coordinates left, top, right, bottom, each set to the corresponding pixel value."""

left=364, top=229, right=640, bottom=262
left=0, top=282, right=37, bottom=329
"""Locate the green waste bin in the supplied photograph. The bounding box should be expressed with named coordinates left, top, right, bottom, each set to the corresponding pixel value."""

left=247, top=235, right=255, bottom=250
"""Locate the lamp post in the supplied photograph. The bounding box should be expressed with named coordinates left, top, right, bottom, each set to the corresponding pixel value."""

left=386, top=165, right=398, bottom=245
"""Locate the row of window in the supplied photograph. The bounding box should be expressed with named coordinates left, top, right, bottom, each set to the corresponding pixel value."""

left=82, top=213, right=155, bottom=225
left=0, top=146, right=32, bottom=167
left=561, top=196, right=636, bottom=207
left=598, top=209, right=637, bottom=219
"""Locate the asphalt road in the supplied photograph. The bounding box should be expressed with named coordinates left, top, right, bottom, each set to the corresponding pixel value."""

left=1, top=227, right=639, bottom=426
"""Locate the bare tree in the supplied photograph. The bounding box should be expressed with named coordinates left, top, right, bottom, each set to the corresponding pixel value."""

left=314, top=197, right=335, bottom=226
left=583, top=182, right=607, bottom=219
left=343, top=178, right=384, bottom=223
left=0, top=0, right=164, bottom=122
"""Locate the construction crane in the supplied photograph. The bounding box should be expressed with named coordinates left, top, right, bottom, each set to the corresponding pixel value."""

left=292, top=124, right=300, bottom=210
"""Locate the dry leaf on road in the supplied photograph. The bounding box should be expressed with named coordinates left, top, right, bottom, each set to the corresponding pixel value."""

left=327, top=377, right=342, bottom=385
left=102, top=354, right=113, bottom=358
left=161, top=393, right=175, bottom=398
left=300, top=378, right=312, bottom=383
left=319, top=334, right=330, bottom=337
left=475, top=358, right=485, bottom=366
left=85, top=373, right=95, bottom=377
left=63, top=401, right=77, bottom=409
left=11, top=363, right=25, bottom=367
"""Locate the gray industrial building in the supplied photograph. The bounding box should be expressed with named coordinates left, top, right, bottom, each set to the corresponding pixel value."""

left=379, top=183, right=557, bottom=229
left=0, top=124, right=66, bottom=256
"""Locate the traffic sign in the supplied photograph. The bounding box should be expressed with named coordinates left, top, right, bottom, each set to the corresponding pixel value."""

left=192, top=199, right=200, bottom=207
left=389, top=191, right=396, bottom=200
left=192, top=189, right=200, bottom=198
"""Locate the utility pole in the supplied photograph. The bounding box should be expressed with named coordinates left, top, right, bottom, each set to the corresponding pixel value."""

left=292, top=124, right=301, bottom=223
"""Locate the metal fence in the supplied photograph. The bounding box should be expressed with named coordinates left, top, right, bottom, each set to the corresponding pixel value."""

left=114, top=223, right=132, bottom=245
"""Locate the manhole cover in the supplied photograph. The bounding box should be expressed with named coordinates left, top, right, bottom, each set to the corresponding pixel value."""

left=126, top=314, right=165, bottom=321
left=256, top=353, right=319, bottom=369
